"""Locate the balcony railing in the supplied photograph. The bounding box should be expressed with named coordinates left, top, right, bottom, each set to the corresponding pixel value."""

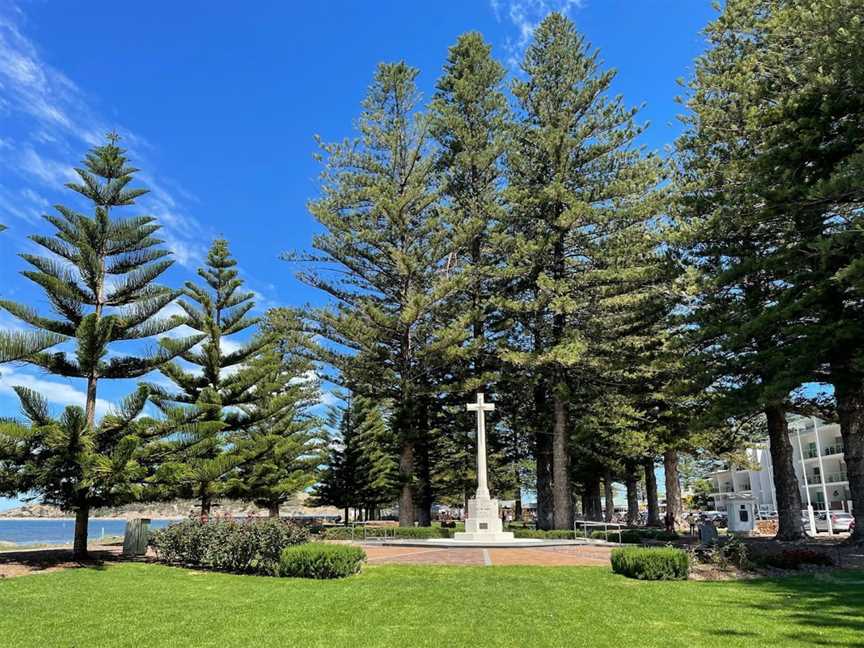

left=823, top=445, right=844, bottom=456
left=824, top=472, right=848, bottom=483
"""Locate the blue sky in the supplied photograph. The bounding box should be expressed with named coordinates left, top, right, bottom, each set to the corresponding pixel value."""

left=0, top=0, right=717, bottom=510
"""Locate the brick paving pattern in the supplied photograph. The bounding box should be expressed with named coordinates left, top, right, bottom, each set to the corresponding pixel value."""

left=363, top=543, right=612, bottom=567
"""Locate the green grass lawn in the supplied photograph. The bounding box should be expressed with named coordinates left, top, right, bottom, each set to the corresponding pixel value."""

left=1, top=563, right=863, bottom=647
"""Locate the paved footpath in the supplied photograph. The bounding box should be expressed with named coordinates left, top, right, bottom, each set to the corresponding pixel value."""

left=362, top=543, right=612, bottom=567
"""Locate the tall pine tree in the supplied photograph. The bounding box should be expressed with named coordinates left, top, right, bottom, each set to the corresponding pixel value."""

left=152, top=239, right=271, bottom=516
left=500, top=13, right=664, bottom=528
left=0, top=134, right=197, bottom=558
left=290, top=62, right=463, bottom=526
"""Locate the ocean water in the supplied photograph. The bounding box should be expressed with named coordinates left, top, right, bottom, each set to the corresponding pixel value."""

left=0, top=518, right=175, bottom=546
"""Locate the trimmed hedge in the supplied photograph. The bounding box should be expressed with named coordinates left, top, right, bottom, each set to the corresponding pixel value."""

left=590, top=528, right=679, bottom=543
left=512, top=529, right=584, bottom=539
left=149, top=518, right=308, bottom=575
left=280, top=543, right=366, bottom=579
left=611, top=547, right=689, bottom=580
left=319, top=526, right=453, bottom=540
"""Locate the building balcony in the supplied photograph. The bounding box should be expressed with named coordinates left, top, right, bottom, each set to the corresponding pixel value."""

left=824, top=472, right=848, bottom=484
left=822, top=445, right=844, bottom=456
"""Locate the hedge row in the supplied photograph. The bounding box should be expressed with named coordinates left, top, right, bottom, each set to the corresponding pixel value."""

left=149, top=518, right=308, bottom=575
left=611, top=547, right=689, bottom=580
left=319, top=526, right=456, bottom=540
left=589, top=528, right=679, bottom=543
left=760, top=549, right=834, bottom=570
left=511, top=529, right=584, bottom=539
left=280, top=544, right=366, bottom=579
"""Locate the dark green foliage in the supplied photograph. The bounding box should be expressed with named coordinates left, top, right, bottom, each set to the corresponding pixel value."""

left=319, top=525, right=452, bottom=540
left=228, top=318, right=325, bottom=517
left=760, top=549, right=834, bottom=570
left=314, top=394, right=398, bottom=518
left=511, top=529, right=583, bottom=540
left=590, top=529, right=679, bottom=543
left=611, top=547, right=689, bottom=580
left=499, top=13, right=666, bottom=528
left=149, top=518, right=308, bottom=575
left=286, top=61, right=462, bottom=526
left=152, top=240, right=303, bottom=516
left=279, top=543, right=366, bottom=579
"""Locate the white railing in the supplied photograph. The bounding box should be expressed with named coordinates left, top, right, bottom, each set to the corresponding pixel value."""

left=576, top=520, right=624, bottom=544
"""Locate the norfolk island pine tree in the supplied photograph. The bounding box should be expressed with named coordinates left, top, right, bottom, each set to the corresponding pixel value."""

left=0, top=134, right=201, bottom=558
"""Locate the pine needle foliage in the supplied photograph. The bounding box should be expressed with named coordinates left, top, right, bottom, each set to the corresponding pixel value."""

left=151, top=239, right=275, bottom=515
left=0, top=134, right=197, bottom=558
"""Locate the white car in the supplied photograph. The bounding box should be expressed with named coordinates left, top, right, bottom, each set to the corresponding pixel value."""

left=814, top=512, right=855, bottom=534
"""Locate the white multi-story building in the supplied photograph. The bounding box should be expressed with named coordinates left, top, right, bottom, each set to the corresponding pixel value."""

left=708, top=416, right=852, bottom=515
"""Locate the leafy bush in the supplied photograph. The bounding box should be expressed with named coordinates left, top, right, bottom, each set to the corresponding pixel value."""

left=690, top=537, right=750, bottom=569
left=761, top=549, right=834, bottom=570
left=611, top=547, right=689, bottom=580
left=149, top=518, right=308, bottom=575
left=279, top=543, right=366, bottom=579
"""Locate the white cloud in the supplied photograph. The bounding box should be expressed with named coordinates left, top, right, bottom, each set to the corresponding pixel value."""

left=0, top=2, right=210, bottom=269
left=17, top=148, right=76, bottom=186
left=0, top=367, right=112, bottom=419
left=490, top=0, right=586, bottom=68
left=289, top=369, right=318, bottom=386
left=319, top=390, right=343, bottom=408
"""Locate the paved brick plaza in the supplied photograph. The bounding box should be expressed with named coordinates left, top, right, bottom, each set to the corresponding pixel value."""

left=362, top=543, right=613, bottom=567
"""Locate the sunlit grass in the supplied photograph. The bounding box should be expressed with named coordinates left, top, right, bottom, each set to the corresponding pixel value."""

left=1, top=563, right=862, bottom=647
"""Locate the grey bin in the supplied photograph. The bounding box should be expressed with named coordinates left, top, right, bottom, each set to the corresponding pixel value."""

left=122, top=518, right=151, bottom=557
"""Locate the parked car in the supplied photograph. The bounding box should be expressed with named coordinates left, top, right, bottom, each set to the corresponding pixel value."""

left=815, top=512, right=855, bottom=534
left=700, top=511, right=727, bottom=528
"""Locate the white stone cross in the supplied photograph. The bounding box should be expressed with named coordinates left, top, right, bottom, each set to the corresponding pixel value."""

left=467, top=393, right=495, bottom=500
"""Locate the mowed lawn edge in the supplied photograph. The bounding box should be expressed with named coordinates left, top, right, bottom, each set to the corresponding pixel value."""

left=1, top=563, right=863, bottom=648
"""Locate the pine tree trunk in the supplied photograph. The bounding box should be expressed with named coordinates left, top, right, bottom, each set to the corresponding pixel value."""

left=834, top=378, right=864, bottom=544
left=398, top=441, right=415, bottom=527
left=603, top=471, right=615, bottom=522
left=534, top=381, right=553, bottom=530
left=343, top=506, right=349, bottom=526
left=73, top=500, right=90, bottom=561
left=765, top=405, right=805, bottom=541
left=584, top=478, right=603, bottom=521
left=644, top=457, right=661, bottom=527
left=663, top=449, right=682, bottom=531
left=625, top=467, right=639, bottom=527
left=415, top=399, right=433, bottom=527
left=268, top=502, right=280, bottom=518
left=200, top=491, right=211, bottom=519
left=73, top=501, right=89, bottom=561
left=551, top=380, right=572, bottom=529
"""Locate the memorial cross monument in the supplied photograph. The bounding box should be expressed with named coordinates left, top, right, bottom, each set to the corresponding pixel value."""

left=454, top=393, right=515, bottom=542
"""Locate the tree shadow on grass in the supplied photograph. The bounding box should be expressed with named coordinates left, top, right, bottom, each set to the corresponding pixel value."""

left=731, top=571, right=864, bottom=647
left=0, top=548, right=118, bottom=578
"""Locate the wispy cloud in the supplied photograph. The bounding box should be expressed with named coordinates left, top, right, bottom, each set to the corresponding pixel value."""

left=0, top=2, right=208, bottom=269
left=490, top=0, right=585, bottom=67
left=0, top=366, right=112, bottom=419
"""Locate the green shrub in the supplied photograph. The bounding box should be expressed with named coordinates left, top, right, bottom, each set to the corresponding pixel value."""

left=589, top=528, right=678, bottom=543
left=761, top=549, right=834, bottom=570
left=319, top=526, right=453, bottom=540
left=611, top=547, right=689, bottom=580
left=279, top=543, right=366, bottom=579
left=512, top=529, right=583, bottom=539
left=149, top=518, right=308, bottom=575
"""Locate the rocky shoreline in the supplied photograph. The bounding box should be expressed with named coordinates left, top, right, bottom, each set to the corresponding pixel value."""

left=0, top=496, right=340, bottom=520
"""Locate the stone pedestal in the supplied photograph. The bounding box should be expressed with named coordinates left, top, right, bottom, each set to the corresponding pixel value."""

left=454, top=496, right=514, bottom=542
